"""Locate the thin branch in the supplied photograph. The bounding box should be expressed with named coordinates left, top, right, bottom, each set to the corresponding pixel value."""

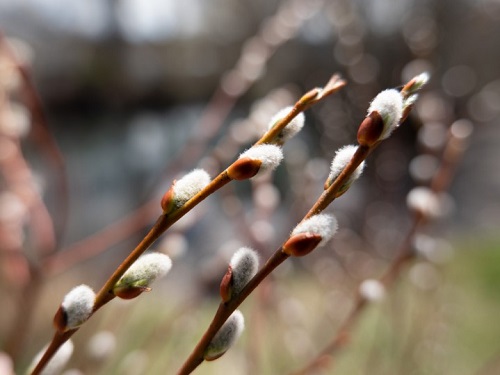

left=289, top=119, right=471, bottom=375
left=31, top=74, right=343, bottom=375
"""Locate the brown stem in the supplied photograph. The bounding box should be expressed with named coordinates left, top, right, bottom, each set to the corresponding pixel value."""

left=306, top=145, right=371, bottom=218
left=31, top=73, right=345, bottom=374
left=30, top=172, right=232, bottom=374
left=289, top=214, right=424, bottom=375
left=0, top=34, right=69, bottom=250
left=44, top=199, right=159, bottom=275
left=30, top=330, right=76, bottom=375
left=256, top=74, right=346, bottom=147
left=177, top=250, right=289, bottom=374
left=289, top=121, right=470, bottom=375
left=177, top=121, right=373, bottom=375
left=93, top=171, right=232, bottom=310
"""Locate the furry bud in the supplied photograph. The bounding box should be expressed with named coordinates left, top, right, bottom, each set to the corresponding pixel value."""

left=283, top=214, right=338, bottom=256
left=204, top=310, right=245, bottom=361
left=113, top=253, right=172, bottom=300
left=54, top=285, right=95, bottom=332
left=325, top=145, right=365, bottom=194
left=367, top=89, right=404, bottom=141
left=161, top=169, right=211, bottom=213
left=267, top=106, right=305, bottom=144
left=228, top=144, right=283, bottom=180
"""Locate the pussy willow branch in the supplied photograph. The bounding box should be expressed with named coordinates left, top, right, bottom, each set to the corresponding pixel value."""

left=175, top=108, right=388, bottom=375
left=177, top=77, right=428, bottom=374
left=290, top=125, right=469, bottom=375
left=31, top=74, right=344, bottom=375
left=176, top=144, right=373, bottom=375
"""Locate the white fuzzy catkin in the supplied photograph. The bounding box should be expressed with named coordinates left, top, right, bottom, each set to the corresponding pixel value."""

left=267, top=106, right=305, bottom=143
left=204, top=310, right=245, bottom=360
left=61, top=285, right=95, bottom=329
left=406, top=187, right=441, bottom=218
left=410, top=72, right=430, bottom=93
left=291, top=214, right=338, bottom=247
left=359, top=279, right=386, bottom=302
left=87, top=331, right=116, bottom=361
left=368, top=89, right=404, bottom=140
left=327, top=145, right=365, bottom=189
left=172, top=169, right=211, bottom=208
left=116, top=252, right=172, bottom=288
left=239, top=144, right=283, bottom=174
left=229, top=247, right=259, bottom=295
left=29, top=340, right=74, bottom=375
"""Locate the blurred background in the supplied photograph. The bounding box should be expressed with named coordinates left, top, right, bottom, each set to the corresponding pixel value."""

left=1, top=0, right=500, bottom=374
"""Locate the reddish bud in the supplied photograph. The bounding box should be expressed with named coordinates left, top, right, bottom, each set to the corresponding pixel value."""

left=113, top=285, right=152, bottom=300
left=282, top=233, right=323, bottom=257
left=160, top=182, right=176, bottom=213
left=357, top=111, right=384, bottom=147
left=226, top=157, right=262, bottom=180
left=53, top=306, right=68, bottom=333
left=219, top=266, right=234, bottom=303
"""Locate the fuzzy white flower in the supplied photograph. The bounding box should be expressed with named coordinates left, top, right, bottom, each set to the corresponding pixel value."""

left=115, top=252, right=172, bottom=291
left=29, top=340, right=74, bottom=375
left=239, top=144, right=283, bottom=174
left=409, top=72, right=430, bottom=94
left=368, top=89, right=404, bottom=140
left=229, top=247, right=259, bottom=295
left=60, top=285, right=95, bottom=329
left=291, top=214, right=338, bottom=248
left=326, top=145, right=365, bottom=192
left=204, top=310, right=245, bottom=361
left=171, top=169, right=211, bottom=208
left=267, top=106, right=305, bottom=143
left=87, top=331, right=116, bottom=361
left=406, top=187, right=441, bottom=218
left=359, top=279, right=386, bottom=302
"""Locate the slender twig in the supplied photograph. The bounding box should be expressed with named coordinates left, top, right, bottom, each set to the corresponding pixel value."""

left=30, top=75, right=344, bottom=375
left=43, top=199, right=159, bottom=275
left=0, top=36, right=60, bottom=362
left=176, top=76, right=430, bottom=374
left=176, top=104, right=380, bottom=375
left=175, top=146, right=373, bottom=374
left=289, top=121, right=470, bottom=375
left=0, top=33, right=68, bottom=250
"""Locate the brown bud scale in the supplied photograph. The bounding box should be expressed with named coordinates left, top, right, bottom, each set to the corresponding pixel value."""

left=53, top=306, right=69, bottom=332
left=282, top=233, right=323, bottom=257
left=113, top=285, right=152, bottom=300
left=219, top=266, right=234, bottom=302
left=227, top=157, right=262, bottom=180
left=161, top=182, right=176, bottom=213
left=357, top=111, right=384, bottom=147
